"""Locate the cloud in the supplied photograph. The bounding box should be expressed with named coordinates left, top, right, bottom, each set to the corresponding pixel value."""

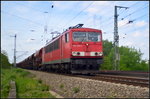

left=143, top=28, right=149, bottom=37
left=54, top=1, right=80, bottom=10
left=125, top=41, right=134, bottom=46
left=119, top=26, right=149, bottom=60
left=86, top=7, right=99, bottom=14
left=84, top=1, right=114, bottom=16
left=118, top=19, right=129, bottom=27
left=27, top=1, right=38, bottom=4
left=132, top=31, right=141, bottom=37
left=130, top=26, right=149, bottom=38
left=134, top=21, right=147, bottom=27
left=26, top=38, right=35, bottom=43
left=14, top=5, right=29, bottom=14
left=119, top=20, right=149, bottom=35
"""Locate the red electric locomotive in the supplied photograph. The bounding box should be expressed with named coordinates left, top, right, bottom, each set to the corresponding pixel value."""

left=17, top=24, right=103, bottom=74
left=41, top=24, right=103, bottom=74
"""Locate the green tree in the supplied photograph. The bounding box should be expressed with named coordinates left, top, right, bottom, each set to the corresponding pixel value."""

left=1, top=50, right=11, bottom=68
left=101, top=40, right=149, bottom=72
left=119, top=46, right=147, bottom=71
left=101, top=40, right=114, bottom=70
left=102, top=40, right=113, bottom=56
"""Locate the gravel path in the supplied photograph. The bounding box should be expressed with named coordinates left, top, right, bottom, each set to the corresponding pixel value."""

left=26, top=70, right=149, bottom=98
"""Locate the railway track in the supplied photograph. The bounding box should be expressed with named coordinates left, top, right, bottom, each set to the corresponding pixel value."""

left=25, top=69, right=149, bottom=88
left=98, top=70, right=149, bottom=78
left=47, top=71, right=149, bottom=88
left=55, top=70, right=149, bottom=88
left=76, top=74, right=149, bottom=87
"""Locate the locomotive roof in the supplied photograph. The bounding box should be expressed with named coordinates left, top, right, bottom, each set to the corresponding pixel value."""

left=70, top=27, right=102, bottom=32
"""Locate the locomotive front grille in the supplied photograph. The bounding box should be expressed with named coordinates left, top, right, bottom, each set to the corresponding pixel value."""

left=71, top=58, right=103, bottom=65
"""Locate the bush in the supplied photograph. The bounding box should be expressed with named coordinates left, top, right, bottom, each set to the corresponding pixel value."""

left=1, top=83, right=10, bottom=98
left=1, top=51, right=11, bottom=68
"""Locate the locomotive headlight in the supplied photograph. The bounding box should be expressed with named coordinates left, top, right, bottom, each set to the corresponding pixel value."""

left=99, top=52, right=103, bottom=56
left=72, top=52, right=84, bottom=56
left=72, top=52, right=77, bottom=56
left=91, top=52, right=103, bottom=56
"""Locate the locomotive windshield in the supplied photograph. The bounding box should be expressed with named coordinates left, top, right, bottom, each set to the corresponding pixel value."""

left=73, top=32, right=100, bottom=42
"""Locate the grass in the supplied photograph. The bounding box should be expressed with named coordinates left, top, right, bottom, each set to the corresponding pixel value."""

left=59, top=84, right=64, bottom=89
left=72, top=87, right=80, bottom=93
left=1, top=67, right=55, bottom=98
left=38, top=79, right=42, bottom=84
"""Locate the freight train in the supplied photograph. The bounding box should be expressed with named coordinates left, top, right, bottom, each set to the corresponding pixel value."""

left=17, top=24, right=103, bottom=74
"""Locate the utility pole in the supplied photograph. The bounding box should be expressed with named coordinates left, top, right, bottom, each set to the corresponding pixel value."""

left=114, top=6, right=128, bottom=70
left=11, top=34, right=17, bottom=67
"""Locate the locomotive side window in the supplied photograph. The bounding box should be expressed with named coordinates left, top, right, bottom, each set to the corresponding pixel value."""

left=45, top=38, right=59, bottom=53
left=54, top=39, right=59, bottom=50
left=49, top=43, right=53, bottom=52
left=65, top=33, right=69, bottom=42
left=73, top=32, right=100, bottom=42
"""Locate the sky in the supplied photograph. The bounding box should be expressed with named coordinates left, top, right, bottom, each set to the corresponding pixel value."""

left=1, top=1, right=149, bottom=63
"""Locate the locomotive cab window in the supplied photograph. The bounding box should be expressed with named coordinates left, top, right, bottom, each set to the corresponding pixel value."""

left=88, top=32, right=100, bottom=42
left=65, top=33, right=69, bottom=42
left=73, top=32, right=100, bottom=42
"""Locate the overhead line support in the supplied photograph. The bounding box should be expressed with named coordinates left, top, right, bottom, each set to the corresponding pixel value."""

left=114, top=6, right=129, bottom=70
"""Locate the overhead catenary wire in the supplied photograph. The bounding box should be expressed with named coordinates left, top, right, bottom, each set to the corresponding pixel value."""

left=119, top=24, right=147, bottom=43
left=120, top=5, right=148, bottom=20
left=80, top=1, right=116, bottom=29
left=2, top=10, right=46, bottom=54
left=62, top=1, right=95, bottom=28
left=119, top=12, right=148, bottom=28
left=40, top=1, right=54, bottom=44
left=100, top=2, right=136, bottom=28
left=106, top=12, right=148, bottom=34
left=13, top=2, right=47, bottom=13
left=93, top=3, right=120, bottom=28
left=17, top=43, right=24, bottom=52
left=1, top=10, right=44, bottom=27
left=121, top=25, right=147, bottom=37
left=117, top=1, right=141, bottom=15
left=100, top=5, right=128, bottom=28
left=128, top=1, right=142, bottom=7
left=55, top=1, right=115, bottom=30
left=16, top=51, right=29, bottom=59
left=116, top=14, right=148, bottom=41
left=56, top=1, right=81, bottom=27
left=105, top=4, right=148, bottom=31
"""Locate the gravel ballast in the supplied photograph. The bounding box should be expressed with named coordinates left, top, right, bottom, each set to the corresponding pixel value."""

left=26, top=70, right=149, bottom=98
